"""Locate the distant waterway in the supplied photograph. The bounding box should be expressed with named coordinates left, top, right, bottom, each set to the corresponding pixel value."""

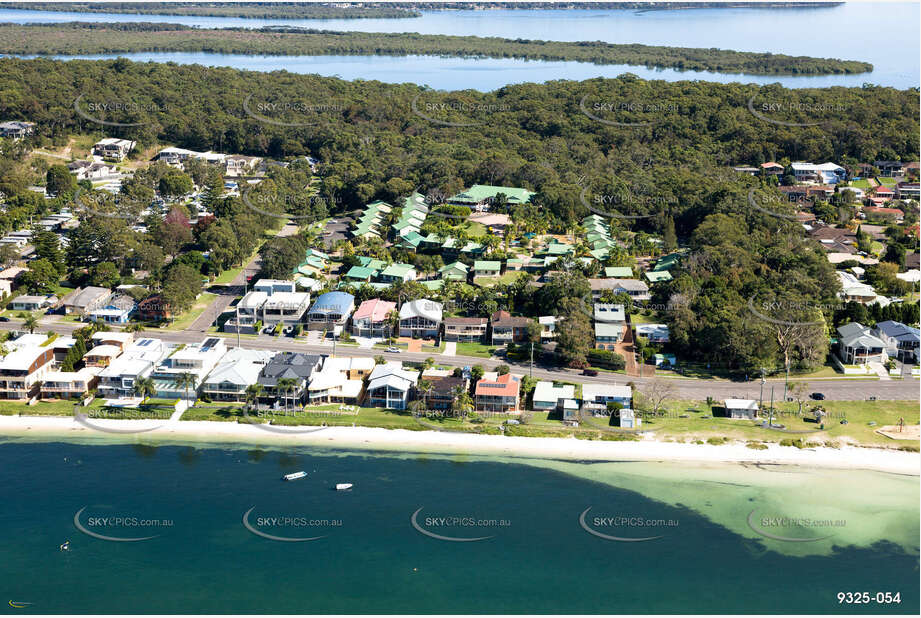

left=0, top=4, right=917, bottom=89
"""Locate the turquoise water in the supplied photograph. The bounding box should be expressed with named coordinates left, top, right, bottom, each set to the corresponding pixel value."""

left=0, top=4, right=918, bottom=89
left=0, top=440, right=917, bottom=614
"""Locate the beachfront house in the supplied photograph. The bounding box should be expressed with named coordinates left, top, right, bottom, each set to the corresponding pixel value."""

left=256, top=352, right=323, bottom=409
left=200, top=348, right=275, bottom=403
left=581, top=384, right=632, bottom=414
left=96, top=338, right=171, bottom=399
left=40, top=367, right=100, bottom=400
left=365, top=362, right=419, bottom=410
left=0, top=343, right=56, bottom=400
left=532, top=381, right=576, bottom=412
left=836, top=323, right=888, bottom=366
left=724, top=399, right=759, bottom=420
left=474, top=373, right=521, bottom=413
left=150, top=337, right=228, bottom=400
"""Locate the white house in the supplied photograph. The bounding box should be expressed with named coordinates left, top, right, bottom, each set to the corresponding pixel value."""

left=532, top=381, right=576, bottom=411
left=200, top=348, right=274, bottom=402
left=96, top=338, right=172, bottom=400
left=151, top=337, right=228, bottom=400
left=725, top=398, right=759, bottom=420
left=365, top=362, right=419, bottom=410
left=399, top=299, right=443, bottom=339
left=581, top=384, right=632, bottom=413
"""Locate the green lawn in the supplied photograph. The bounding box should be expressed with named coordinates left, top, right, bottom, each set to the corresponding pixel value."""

left=633, top=399, right=919, bottom=448
left=162, top=292, right=217, bottom=331
left=848, top=179, right=871, bottom=189
left=0, top=399, right=107, bottom=416
left=473, top=272, right=521, bottom=288
left=877, top=177, right=897, bottom=186
left=455, top=342, right=499, bottom=358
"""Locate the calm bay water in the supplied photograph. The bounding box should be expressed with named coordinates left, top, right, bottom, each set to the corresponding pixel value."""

left=0, top=440, right=917, bottom=614
left=0, top=4, right=918, bottom=89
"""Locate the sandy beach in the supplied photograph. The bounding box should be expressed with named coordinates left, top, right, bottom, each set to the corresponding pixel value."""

left=1, top=414, right=918, bottom=475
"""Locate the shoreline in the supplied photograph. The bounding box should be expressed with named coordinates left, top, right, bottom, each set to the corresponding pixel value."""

left=1, top=415, right=918, bottom=476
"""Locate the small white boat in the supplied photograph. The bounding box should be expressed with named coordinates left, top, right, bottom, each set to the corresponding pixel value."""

left=335, top=483, right=353, bottom=491
left=283, top=471, right=307, bottom=481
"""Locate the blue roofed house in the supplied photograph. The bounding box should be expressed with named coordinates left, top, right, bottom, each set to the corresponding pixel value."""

left=306, top=292, right=355, bottom=334
left=873, top=321, right=920, bottom=364
left=836, top=323, right=887, bottom=366
left=87, top=294, right=137, bottom=324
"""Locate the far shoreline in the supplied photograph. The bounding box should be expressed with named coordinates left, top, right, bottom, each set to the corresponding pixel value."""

left=1, top=415, right=917, bottom=476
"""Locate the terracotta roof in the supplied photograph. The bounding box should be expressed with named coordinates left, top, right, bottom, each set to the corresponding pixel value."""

left=474, top=373, right=520, bottom=398
left=444, top=317, right=487, bottom=326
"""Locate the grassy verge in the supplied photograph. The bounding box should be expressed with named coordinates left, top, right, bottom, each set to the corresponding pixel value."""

left=161, top=292, right=217, bottom=331
left=454, top=342, right=498, bottom=358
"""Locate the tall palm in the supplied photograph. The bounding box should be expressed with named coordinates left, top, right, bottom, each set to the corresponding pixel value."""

left=245, top=383, right=264, bottom=411
left=450, top=385, right=474, bottom=419
left=386, top=309, right=400, bottom=343
left=18, top=312, right=39, bottom=334
left=171, top=372, right=198, bottom=403
left=417, top=379, right=432, bottom=410
left=133, top=376, right=156, bottom=402
left=276, top=378, right=299, bottom=416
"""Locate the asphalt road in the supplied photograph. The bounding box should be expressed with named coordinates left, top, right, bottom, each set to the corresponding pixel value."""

left=3, top=319, right=917, bottom=402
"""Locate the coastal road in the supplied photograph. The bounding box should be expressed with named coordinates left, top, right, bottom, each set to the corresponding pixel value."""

left=3, top=320, right=917, bottom=402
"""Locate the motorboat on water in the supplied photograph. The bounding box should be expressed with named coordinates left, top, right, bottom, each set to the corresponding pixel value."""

left=283, top=471, right=308, bottom=481
left=335, top=483, right=353, bottom=490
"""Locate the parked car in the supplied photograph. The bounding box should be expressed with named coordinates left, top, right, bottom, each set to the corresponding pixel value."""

left=0, top=316, right=9, bottom=322
left=811, top=392, right=826, bottom=400
left=385, top=347, right=401, bottom=353
left=582, top=369, right=599, bottom=376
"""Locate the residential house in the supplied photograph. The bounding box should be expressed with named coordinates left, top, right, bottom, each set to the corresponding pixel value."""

left=379, top=263, right=417, bottom=284
left=594, top=322, right=623, bottom=350
left=224, top=154, right=262, bottom=177
left=874, top=160, right=905, bottom=176
left=725, top=398, right=759, bottom=420
left=40, top=367, right=99, bottom=400
left=322, top=356, right=376, bottom=381
left=581, top=384, right=632, bottom=413
left=474, top=373, right=521, bottom=413
left=87, top=294, right=136, bottom=324
left=306, top=364, right=364, bottom=404
left=588, top=278, right=650, bottom=301
left=306, top=292, right=354, bottom=333
left=439, top=261, right=469, bottom=282
left=532, top=381, right=576, bottom=411
left=645, top=270, right=673, bottom=284
left=151, top=337, right=228, bottom=400
left=67, top=160, right=115, bottom=180
left=473, top=260, right=502, bottom=278
left=448, top=185, right=534, bottom=210
left=490, top=310, right=531, bottom=345
left=0, top=267, right=27, bottom=299
left=399, top=299, right=443, bottom=339
left=443, top=317, right=487, bottom=342
left=604, top=266, right=634, bottom=279
left=365, top=362, right=419, bottom=410
left=137, top=294, right=172, bottom=322
left=96, top=338, right=171, bottom=399
left=60, top=286, right=112, bottom=316
left=351, top=299, right=397, bottom=338
left=93, top=138, right=135, bottom=161
left=343, top=265, right=377, bottom=284
left=0, top=344, right=56, bottom=400
left=256, top=352, right=323, bottom=409
left=790, top=162, right=846, bottom=184
left=253, top=279, right=296, bottom=295
left=421, top=371, right=467, bottom=410
left=760, top=162, right=785, bottom=177
left=91, top=331, right=134, bottom=351
left=9, top=294, right=56, bottom=312
left=260, top=292, right=311, bottom=326
left=0, top=120, right=35, bottom=138
left=863, top=206, right=904, bottom=223
left=635, top=323, right=670, bottom=344
left=837, top=271, right=883, bottom=304
left=836, top=323, right=887, bottom=365
left=538, top=316, right=561, bottom=342
left=896, top=182, right=920, bottom=200
left=82, top=345, right=122, bottom=368
left=873, top=321, right=920, bottom=364
left=200, top=348, right=275, bottom=403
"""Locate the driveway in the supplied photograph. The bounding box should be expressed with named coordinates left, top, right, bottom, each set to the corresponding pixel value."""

left=443, top=342, right=457, bottom=356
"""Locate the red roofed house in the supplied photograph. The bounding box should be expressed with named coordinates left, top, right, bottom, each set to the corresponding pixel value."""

left=863, top=206, right=904, bottom=223
left=475, top=373, right=521, bottom=413
left=351, top=299, right=397, bottom=338
left=761, top=162, right=785, bottom=177
left=872, top=185, right=895, bottom=200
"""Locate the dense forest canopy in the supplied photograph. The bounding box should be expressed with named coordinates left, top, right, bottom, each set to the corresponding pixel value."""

left=0, top=22, right=873, bottom=75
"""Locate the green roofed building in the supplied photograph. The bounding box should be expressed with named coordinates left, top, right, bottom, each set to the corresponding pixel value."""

left=357, top=256, right=387, bottom=272
left=439, top=261, right=469, bottom=281
left=379, top=263, right=416, bottom=283
left=605, top=266, right=634, bottom=278
left=654, top=252, right=683, bottom=272
left=448, top=184, right=535, bottom=207
left=645, top=270, right=673, bottom=283
left=473, top=260, right=502, bottom=277
left=344, top=266, right=377, bottom=282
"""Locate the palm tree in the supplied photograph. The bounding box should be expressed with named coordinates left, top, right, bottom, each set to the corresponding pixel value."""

left=386, top=309, right=400, bottom=343
left=276, top=378, right=299, bottom=416
left=171, top=372, right=198, bottom=403
left=125, top=322, right=145, bottom=334
left=450, top=385, right=474, bottom=419
left=18, top=312, right=39, bottom=334
left=245, top=383, right=264, bottom=411
left=133, top=376, right=156, bottom=402
left=416, top=379, right=433, bottom=410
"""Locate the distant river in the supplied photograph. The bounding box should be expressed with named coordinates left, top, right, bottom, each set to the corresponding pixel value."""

left=0, top=440, right=918, bottom=614
left=0, top=4, right=918, bottom=90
